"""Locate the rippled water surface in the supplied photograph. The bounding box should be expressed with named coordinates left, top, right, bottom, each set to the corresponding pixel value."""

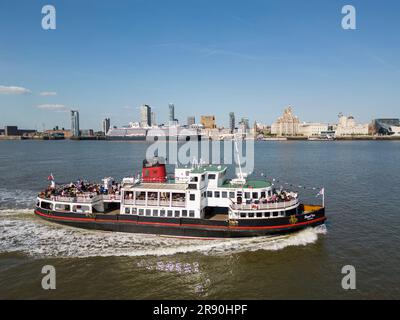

left=0, top=140, right=399, bottom=299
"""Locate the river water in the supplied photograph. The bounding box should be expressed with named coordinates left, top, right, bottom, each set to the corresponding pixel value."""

left=0, top=140, right=399, bottom=299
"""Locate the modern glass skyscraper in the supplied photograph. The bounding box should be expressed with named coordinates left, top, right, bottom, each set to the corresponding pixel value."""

left=71, top=110, right=80, bottom=136
left=229, top=112, right=235, bottom=133
left=169, top=103, right=175, bottom=123
left=102, top=118, right=110, bottom=134
left=140, top=104, right=151, bottom=127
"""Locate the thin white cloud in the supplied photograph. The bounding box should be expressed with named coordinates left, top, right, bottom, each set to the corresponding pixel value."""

left=40, top=91, right=57, bottom=96
left=37, top=104, right=67, bottom=112
left=0, top=85, right=31, bottom=95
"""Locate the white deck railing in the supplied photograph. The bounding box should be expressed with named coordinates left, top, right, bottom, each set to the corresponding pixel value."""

left=41, top=194, right=121, bottom=204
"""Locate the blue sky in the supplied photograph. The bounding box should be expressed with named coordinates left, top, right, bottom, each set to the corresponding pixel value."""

left=0, top=0, right=399, bottom=130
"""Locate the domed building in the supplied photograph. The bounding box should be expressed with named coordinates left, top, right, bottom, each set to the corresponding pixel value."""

left=335, top=114, right=369, bottom=136
left=271, top=106, right=300, bottom=136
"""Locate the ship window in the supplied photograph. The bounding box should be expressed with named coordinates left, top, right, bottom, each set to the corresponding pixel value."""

left=207, top=191, right=212, bottom=198
left=174, top=211, right=180, bottom=217
left=36, top=200, right=40, bottom=207
left=256, top=212, right=262, bottom=218
left=55, top=204, right=70, bottom=212
left=136, top=191, right=146, bottom=201
left=160, top=210, right=166, bottom=217
left=125, top=207, right=131, bottom=214
left=189, top=210, right=195, bottom=217
left=240, top=212, right=246, bottom=218
left=139, top=209, right=144, bottom=215
left=273, top=212, right=279, bottom=217
left=201, top=175, right=205, bottom=181
left=214, top=191, right=220, bottom=198
left=191, top=177, right=198, bottom=182
left=182, top=210, right=188, bottom=217
left=167, top=210, right=173, bottom=217
left=208, top=174, right=216, bottom=180
left=229, top=192, right=235, bottom=198
left=41, top=201, right=53, bottom=210
left=132, top=208, right=137, bottom=215
left=188, top=184, right=197, bottom=190
left=245, top=192, right=250, bottom=199
left=222, top=192, right=227, bottom=198
left=261, top=192, right=266, bottom=198
left=76, top=205, right=90, bottom=213
left=147, top=192, right=158, bottom=201
left=153, top=209, right=159, bottom=217
left=252, top=192, right=258, bottom=199
left=248, top=212, right=255, bottom=218
left=146, top=209, right=151, bottom=216
left=190, top=194, right=195, bottom=201
left=264, top=212, right=270, bottom=218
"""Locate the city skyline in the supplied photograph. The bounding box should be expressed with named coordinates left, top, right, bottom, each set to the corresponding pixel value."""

left=1, top=0, right=400, bottom=130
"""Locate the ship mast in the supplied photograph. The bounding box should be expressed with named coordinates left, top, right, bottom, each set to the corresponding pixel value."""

left=232, top=134, right=246, bottom=185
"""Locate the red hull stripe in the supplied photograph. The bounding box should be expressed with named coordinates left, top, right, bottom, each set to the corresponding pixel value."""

left=34, top=210, right=325, bottom=231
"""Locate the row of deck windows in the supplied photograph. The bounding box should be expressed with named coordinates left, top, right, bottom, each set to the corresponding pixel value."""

left=237, top=208, right=297, bottom=219
left=206, top=191, right=269, bottom=199
left=39, top=201, right=91, bottom=213
left=124, top=207, right=195, bottom=218
left=239, top=211, right=285, bottom=219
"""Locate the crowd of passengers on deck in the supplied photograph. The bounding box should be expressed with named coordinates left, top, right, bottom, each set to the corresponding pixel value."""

left=245, top=189, right=298, bottom=205
left=39, top=180, right=122, bottom=200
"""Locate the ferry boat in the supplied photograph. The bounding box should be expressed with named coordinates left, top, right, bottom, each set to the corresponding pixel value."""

left=34, top=158, right=326, bottom=239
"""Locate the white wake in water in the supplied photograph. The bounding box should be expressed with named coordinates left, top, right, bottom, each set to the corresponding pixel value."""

left=0, top=208, right=327, bottom=258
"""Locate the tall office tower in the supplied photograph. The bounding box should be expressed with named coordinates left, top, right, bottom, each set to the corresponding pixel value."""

left=151, top=112, right=156, bottom=126
left=187, top=116, right=195, bottom=127
left=140, top=104, right=152, bottom=127
left=169, top=103, right=175, bottom=123
left=71, top=110, right=80, bottom=136
left=102, top=118, right=110, bottom=134
left=241, top=117, right=250, bottom=130
left=229, top=112, right=235, bottom=133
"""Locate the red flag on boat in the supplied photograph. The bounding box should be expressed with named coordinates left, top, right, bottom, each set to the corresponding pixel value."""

left=47, top=174, right=54, bottom=181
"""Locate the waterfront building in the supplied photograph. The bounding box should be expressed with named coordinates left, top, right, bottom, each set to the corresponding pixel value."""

left=187, top=116, right=195, bottom=127
left=371, top=119, right=400, bottom=136
left=240, top=117, right=250, bottom=131
left=151, top=112, right=156, bottom=126
left=140, top=104, right=152, bottom=127
left=334, top=114, right=369, bottom=136
left=45, top=129, right=72, bottom=138
left=201, top=115, right=217, bottom=129
left=298, top=122, right=329, bottom=137
left=201, top=128, right=220, bottom=139
left=229, top=112, right=235, bottom=133
left=102, top=118, right=110, bottom=134
left=271, top=106, right=300, bottom=136
left=81, top=129, right=94, bottom=137
left=4, top=126, right=19, bottom=136
left=3, top=126, right=36, bottom=136
left=71, top=110, right=80, bottom=137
